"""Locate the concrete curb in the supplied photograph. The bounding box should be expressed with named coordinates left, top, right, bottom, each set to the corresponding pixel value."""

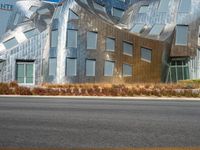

left=0, top=95, right=200, bottom=101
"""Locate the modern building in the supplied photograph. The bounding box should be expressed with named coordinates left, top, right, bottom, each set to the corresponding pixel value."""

left=0, top=0, right=200, bottom=85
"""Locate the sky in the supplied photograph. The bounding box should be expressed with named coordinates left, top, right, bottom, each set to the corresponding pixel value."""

left=46, top=0, right=61, bottom=2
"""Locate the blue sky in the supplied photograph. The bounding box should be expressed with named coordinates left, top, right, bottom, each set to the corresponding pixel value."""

left=46, top=0, right=61, bottom=2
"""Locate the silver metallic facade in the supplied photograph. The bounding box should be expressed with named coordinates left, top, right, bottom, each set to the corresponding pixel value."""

left=0, top=0, right=200, bottom=85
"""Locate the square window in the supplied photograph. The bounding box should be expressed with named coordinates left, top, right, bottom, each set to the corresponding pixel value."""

left=123, top=64, right=132, bottom=76
left=175, top=25, right=188, bottom=46
left=24, top=28, right=38, bottom=39
left=149, top=24, right=165, bottom=36
left=50, top=47, right=57, bottom=58
left=66, top=58, right=77, bottom=76
left=112, top=7, right=124, bottom=18
left=16, top=62, right=34, bottom=84
left=86, top=59, right=96, bottom=76
left=104, top=60, right=115, bottom=76
left=141, top=47, right=152, bottom=63
left=106, top=37, right=115, bottom=52
left=131, top=24, right=145, bottom=33
left=93, top=2, right=105, bottom=12
left=3, top=37, right=18, bottom=50
left=87, top=31, right=97, bottom=49
left=51, top=30, right=58, bottom=48
left=123, top=41, right=133, bottom=56
left=49, top=58, right=57, bottom=76
left=80, top=0, right=88, bottom=5
left=67, top=29, right=77, bottom=48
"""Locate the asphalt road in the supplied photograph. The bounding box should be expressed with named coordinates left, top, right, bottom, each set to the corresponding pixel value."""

left=0, top=97, right=200, bottom=148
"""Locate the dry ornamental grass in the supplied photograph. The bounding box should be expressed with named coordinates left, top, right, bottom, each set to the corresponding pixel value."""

left=0, top=81, right=199, bottom=97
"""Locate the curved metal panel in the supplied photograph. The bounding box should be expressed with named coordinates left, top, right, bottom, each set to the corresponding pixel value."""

left=0, top=0, right=200, bottom=84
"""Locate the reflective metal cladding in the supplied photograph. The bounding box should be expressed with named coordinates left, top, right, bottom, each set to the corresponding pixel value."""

left=0, top=0, right=200, bottom=85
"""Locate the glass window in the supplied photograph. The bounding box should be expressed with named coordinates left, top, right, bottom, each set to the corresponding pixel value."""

left=67, top=29, right=77, bottom=48
left=29, top=6, right=38, bottom=12
left=16, top=64, right=24, bottom=83
left=123, top=64, right=132, bottom=76
left=79, top=0, right=88, bottom=5
left=131, top=24, right=145, bottom=33
left=175, top=25, right=188, bottom=46
left=104, top=60, right=115, bottom=76
left=86, top=59, right=96, bottom=76
left=171, top=67, right=177, bottom=82
left=141, top=47, right=152, bottom=63
left=50, top=47, right=57, bottom=58
left=177, top=66, right=183, bottom=80
left=24, top=28, right=38, bottom=39
left=106, top=37, right=115, bottom=52
left=168, top=59, right=190, bottom=82
left=112, top=7, right=124, bottom=18
left=178, top=0, right=191, bottom=13
left=158, top=0, right=170, bottom=12
left=87, top=31, right=97, bottom=49
left=49, top=58, right=57, bottom=76
left=123, top=41, right=133, bottom=56
left=16, top=62, right=34, bottom=84
left=3, top=37, right=18, bottom=50
left=149, top=24, right=165, bottom=36
left=184, top=66, right=189, bottom=79
left=52, top=19, right=59, bottom=30
left=69, top=9, right=79, bottom=20
left=51, top=30, right=58, bottom=48
left=139, top=5, right=148, bottom=13
left=14, top=13, right=20, bottom=25
left=66, top=58, right=77, bottom=76
left=26, top=64, right=34, bottom=83
left=37, top=8, right=49, bottom=15
left=93, top=2, right=105, bottom=12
